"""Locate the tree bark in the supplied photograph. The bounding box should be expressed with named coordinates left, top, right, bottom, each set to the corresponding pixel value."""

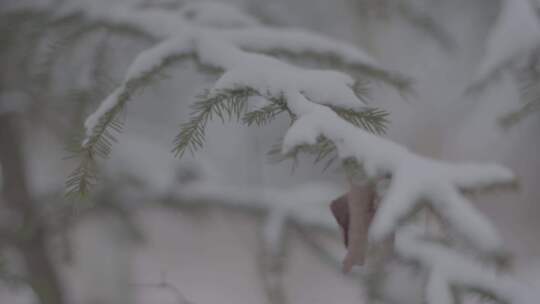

left=0, top=114, right=65, bottom=304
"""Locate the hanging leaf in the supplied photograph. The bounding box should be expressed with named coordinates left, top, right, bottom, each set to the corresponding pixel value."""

left=330, top=182, right=377, bottom=272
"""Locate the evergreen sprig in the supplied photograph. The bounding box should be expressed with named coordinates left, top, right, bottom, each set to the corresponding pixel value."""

left=173, top=85, right=389, bottom=162
left=243, top=97, right=288, bottom=126
left=65, top=53, right=192, bottom=197
left=500, top=59, right=540, bottom=126
left=46, top=2, right=398, bottom=197
left=65, top=112, right=124, bottom=198
left=81, top=52, right=214, bottom=159
left=267, top=136, right=338, bottom=171
left=332, top=106, right=389, bottom=134
left=266, top=136, right=365, bottom=177
left=265, top=105, right=388, bottom=171
left=65, top=148, right=99, bottom=198
left=172, top=87, right=258, bottom=157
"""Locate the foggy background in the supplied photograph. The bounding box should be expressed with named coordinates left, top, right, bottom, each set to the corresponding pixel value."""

left=1, top=0, right=539, bottom=303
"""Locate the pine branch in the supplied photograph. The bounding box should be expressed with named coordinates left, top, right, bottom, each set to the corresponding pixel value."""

left=66, top=90, right=123, bottom=199
left=267, top=50, right=413, bottom=93
left=243, top=95, right=288, bottom=126
left=266, top=105, right=388, bottom=170
left=67, top=53, right=191, bottom=192
left=65, top=92, right=123, bottom=199
left=499, top=94, right=540, bottom=127
left=267, top=136, right=337, bottom=171
left=172, top=87, right=257, bottom=157
left=63, top=35, right=124, bottom=198
left=174, top=83, right=387, bottom=164
left=331, top=106, right=389, bottom=135
left=59, top=1, right=401, bottom=198
left=267, top=137, right=367, bottom=177
left=65, top=147, right=99, bottom=198
left=500, top=57, right=540, bottom=127
left=66, top=41, right=225, bottom=197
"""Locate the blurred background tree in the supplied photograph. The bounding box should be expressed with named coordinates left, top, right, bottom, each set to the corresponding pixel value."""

left=0, top=1, right=539, bottom=304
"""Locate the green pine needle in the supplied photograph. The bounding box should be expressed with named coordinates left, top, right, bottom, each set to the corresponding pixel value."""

left=65, top=53, right=192, bottom=197
left=267, top=136, right=338, bottom=171
left=266, top=106, right=388, bottom=170
left=175, top=85, right=389, bottom=171
left=172, top=87, right=258, bottom=157
left=332, top=106, right=389, bottom=135
left=243, top=101, right=287, bottom=126
left=65, top=151, right=98, bottom=199
left=500, top=63, right=540, bottom=127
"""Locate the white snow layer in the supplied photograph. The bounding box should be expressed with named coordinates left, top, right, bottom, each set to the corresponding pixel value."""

left=474, top=0, right=540, bottom=82
left=179, top=1, right=259, bottom=28
left=396, top=226, right=534, bottom=304
left=280, top=95, right=514, bottom=253
left=77, top=0, right=515, bottom=261
left=81, top=1, right=381, bottom=139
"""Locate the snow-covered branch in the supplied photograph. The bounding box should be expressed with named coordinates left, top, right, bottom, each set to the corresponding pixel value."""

left=396, top=226, right=533, bottom=304
left=59, top=2, right=524, bottom=303
left=281, top=98, right=514, bottom=254
left=470, top=0, right=540, bottom=93
left=79, top=2, right=403, bottom=142
left=175, top=3, right=520, bottom=300
left=60, top=1, right=408, bottom=196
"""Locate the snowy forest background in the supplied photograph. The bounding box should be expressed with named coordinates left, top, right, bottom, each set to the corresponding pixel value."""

left=1, top=0, right=540, bottom=303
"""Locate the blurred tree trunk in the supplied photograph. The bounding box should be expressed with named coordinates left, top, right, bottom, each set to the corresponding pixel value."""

left=0, top=114, right=65, bottom=304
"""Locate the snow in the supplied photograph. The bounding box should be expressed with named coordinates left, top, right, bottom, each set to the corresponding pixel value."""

left=156, top=34, right=515, bottom=257
left=67, top=0, right=408, bottom=148
left=219, top=27, right=379, bottom=67
left=109, top=7, right=190, bottom=38
left=425, top=271, right=452, bottom=304
left=79, top=0, right=383, bottom=142
left=203, top=46, right=365, bottom=112
left=179, top=1, right=259, bottom=28
left=83, top=87, right=123, bottom=142
left=281, top=107, right=407, bottom=166
left=368, top=155, right=511, bottom=253
left=395, top=226, right=533, bottom=304
left=84, top=35, right=195, bottom=139
left=474, top=0, right=540, bottom=83
left=56, top=1, right=189, bottom=38
left=3, top=1, right=536, bottom=304
left=279, top=101, right=514, bottom=253
left=444, top=162, right=515, bottom=190
left=124, top=35, right=194, bottom=80
left=65, top=2, right=519, bottom=299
